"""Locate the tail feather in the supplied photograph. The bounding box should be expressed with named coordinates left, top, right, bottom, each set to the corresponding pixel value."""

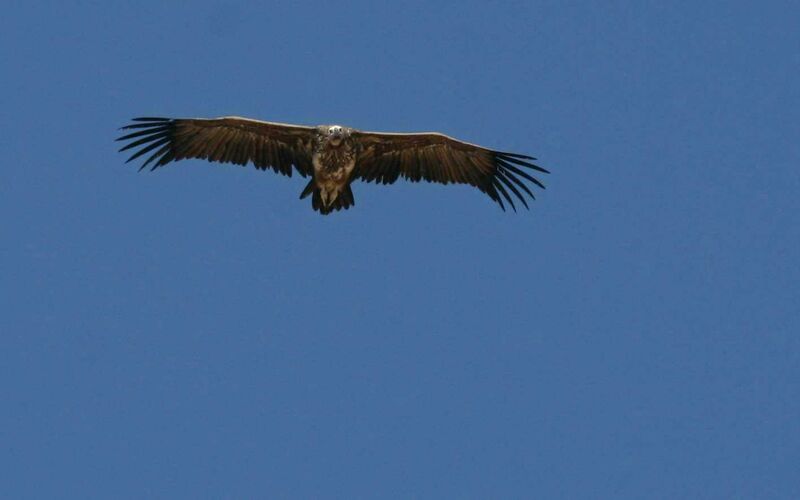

left=300, top=179, right=315, bottom=200
left=300, top=180, right=355, bottom=215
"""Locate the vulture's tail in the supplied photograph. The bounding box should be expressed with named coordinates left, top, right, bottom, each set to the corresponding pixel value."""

left=299, top=180, right=355, bottom=215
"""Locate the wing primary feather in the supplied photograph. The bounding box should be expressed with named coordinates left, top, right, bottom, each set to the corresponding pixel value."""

left=118, top=131, right=171, bottom=152
left=500, top=166, right=536, bottom=200
left=497, top=160, right=546, bottom=190
left=493, top=178, right=516, bottom=212
left=495, top=150, right=536, bottom=160
left=116, top=123, right=169, bottom=137
left=489, top=183, right=506, bottom=211
left=131, top=117, right=170, bottom=122
left=495, top=171, right=529, bottom=209
left=497, top=153, right=550, bottom=174
left=119, top=122, right=169, bottom=131
left=156, top=150, right=176, bottom=167
left=143, top=143, right=172, bottom=171
left=125, top=137, right=171, bottom=163
left=117, top=127, right=169, bottom=142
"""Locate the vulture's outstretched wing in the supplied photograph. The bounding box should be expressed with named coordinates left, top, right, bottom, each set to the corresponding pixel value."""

left=117, top=117, right=316, bottom=177
left=353, top=131, right=548, bottom=210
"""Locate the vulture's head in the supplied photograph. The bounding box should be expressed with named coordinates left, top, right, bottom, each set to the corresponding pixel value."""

left=325, top=125, right=347, bottom=146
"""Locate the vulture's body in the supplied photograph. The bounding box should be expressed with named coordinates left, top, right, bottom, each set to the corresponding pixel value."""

left=117, top=116, right=548, bottom=214
left=308, top=125, right=358, bottom=212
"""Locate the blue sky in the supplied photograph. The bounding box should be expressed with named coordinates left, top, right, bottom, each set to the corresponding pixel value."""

left=2, top=1, right=799, bottom=497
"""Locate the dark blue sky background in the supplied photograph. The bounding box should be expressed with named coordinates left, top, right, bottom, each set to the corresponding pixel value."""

left=3, top=1, right=799, bottom=497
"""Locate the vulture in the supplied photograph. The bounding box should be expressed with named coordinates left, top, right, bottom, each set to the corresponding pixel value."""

left=116, top=116, right=548, bottom=215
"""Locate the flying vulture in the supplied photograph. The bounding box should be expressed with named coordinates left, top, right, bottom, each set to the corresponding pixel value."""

left=117, top=116, right=548, bottom=215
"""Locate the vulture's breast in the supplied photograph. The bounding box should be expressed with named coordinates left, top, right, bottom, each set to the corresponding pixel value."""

left=312, top=143, right=356, bottom=182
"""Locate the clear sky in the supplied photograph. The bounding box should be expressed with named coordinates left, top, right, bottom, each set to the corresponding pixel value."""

left=2, top=1, right=799, bottom=498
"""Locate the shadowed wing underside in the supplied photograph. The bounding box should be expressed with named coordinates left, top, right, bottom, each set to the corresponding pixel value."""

left=352, top=131, right=549, bottom=211
left=116, top=117, right=315, bottom=176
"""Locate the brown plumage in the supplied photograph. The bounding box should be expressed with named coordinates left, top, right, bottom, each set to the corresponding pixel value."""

left=116, top=116, right=548, bottom=214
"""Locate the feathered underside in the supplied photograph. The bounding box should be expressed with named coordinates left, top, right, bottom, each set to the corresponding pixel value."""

left=116, top=116, right=549, bottom=212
